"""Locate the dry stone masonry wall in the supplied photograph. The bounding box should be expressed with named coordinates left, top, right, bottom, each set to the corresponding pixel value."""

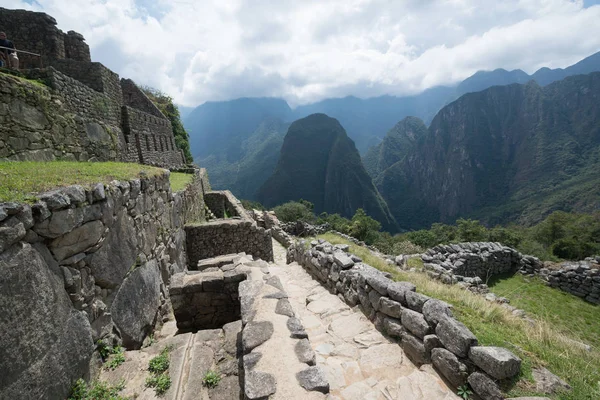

left=186, top=191, right=274, bottom=265
left=287, top=239, right=522, bottom=400
left=0, top=169, right=206, bottom=399
left=0, top=8, right=185, bottom=169
left=249, top=209, right=294, bottom=248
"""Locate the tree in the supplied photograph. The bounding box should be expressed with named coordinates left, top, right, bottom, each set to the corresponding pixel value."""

left=349, top=208, right=381, bottom=242
left=456, top=219, right=487, bottom=242
left=272, top=201, right=315, bottom=223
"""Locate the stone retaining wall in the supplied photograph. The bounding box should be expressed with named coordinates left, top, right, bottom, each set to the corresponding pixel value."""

left=0, top=168, right=206, bottom=399
left=249, top=209, right=294, bottom=248
left=523, top=259, right=600, bottom=305
left=287, top=239, right=522, bottom=400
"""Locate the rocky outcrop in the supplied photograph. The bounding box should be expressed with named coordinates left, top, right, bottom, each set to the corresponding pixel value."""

left=0, top=168, right=206, bottom=398
left=287, top=239, right=521, bottom=399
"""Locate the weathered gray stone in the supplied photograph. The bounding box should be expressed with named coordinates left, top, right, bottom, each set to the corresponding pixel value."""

left=366, top=273, right=390, bottom=295
left=243, top=321, right=274, bottom=351
left=422, top=299, right=453, bottom=326
left=401, top=332, right=429, bottom=365
left=110, top=260, right=161, bottom=349
left=92, top=183, right=106, bottom=202
left=468, top=372, right=503, bottom=400
left=469, top=346, right=521, bottom=380
left=0, top=204, right=7, bottom=222
left=39, top=190, right=70, bottom=210
left=295, top=339, right=316, bottom=365
left=287, top=317, right=308, bottom=339
left=333, top=251, right=354, bottom=269
left=245, top=370, right=277, bottom=399
left=401, top=308, right=431, bottom=339
left=88, top=209, right=137, bottom=288
left=275, top=298, right=295, bottom=317
left=383, top=316, right=405, bottom=337
left=379, top=297, right=403, bottom=318
left=431, top=348, right=468, bottom=387
left=15, top=205, right=33, bottom=229
left=423, top=334, right=443, bottom=354
left=31, top=201, right=51, bottom=222
left=0, top=216, right=26, bottom=253
left=33, top=207, right=84, bottom=238
left=405, top=291, right=431, bottom=312
left=387, top=281, right=416, bottom=304
left=266, top=275, right=285, bottom=291
left=50, top=220, right=104, bottom=261
left=0, top=243, right=93, bottom=399
left=532, top=367, right=571, bottom=394
left=239, top=280, right=263, bottom=324
left=368, top=289, right=382, bottom=310
left=436, top=316, right=478, bottom=358
left=296, top=366, right=330, bottom=393
left=243, top=352, right=262, bottom=371
left=61, top=185, right=86, bottom=205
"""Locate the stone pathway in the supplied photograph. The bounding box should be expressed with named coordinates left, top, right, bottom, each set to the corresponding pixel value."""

left=270, top=240, right=458, bottom=400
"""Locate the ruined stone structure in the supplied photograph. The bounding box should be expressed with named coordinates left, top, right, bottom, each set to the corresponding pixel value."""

left=0, top=169, right=207, bottom=399
left=0, top=8, right=185, bottom=169
left=287, top=239, right=523, bottom=400
left=0, top=7, right=90, bottom=68
left=186, top=191, right=274, bottom=265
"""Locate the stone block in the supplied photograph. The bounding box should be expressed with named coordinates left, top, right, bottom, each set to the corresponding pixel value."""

left=401, top=308, right=431, bottom=339
left=431, top=348, right=468, bottom=387
left=405, top=291, right=431, bottom=312
left=243, top=321, right=274, bottom=352
left=469, top=346, right=521, bottom=380
left=435, top=316, right=478, bottom=358
left=296, top=366, right=330, bottom=393
left=401, top=332, right=429, bottom=365
left=387, top=281, right=416, bottom=304
left=379, top=297, right=403, bottom=318
left=245, top=370, right=277, bottom=399
left=383, top=316, right=405, bottom=338
left=468, top=372, right=503, bottom=400
left=422, top=299, right=453, bottom=326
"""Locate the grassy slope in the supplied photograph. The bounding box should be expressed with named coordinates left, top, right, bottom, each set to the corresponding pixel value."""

left=318, top=232, right=600, bottom=400
left=0, top=162, right=174, bottom=202
left=170, top=172, right=194, bottom=192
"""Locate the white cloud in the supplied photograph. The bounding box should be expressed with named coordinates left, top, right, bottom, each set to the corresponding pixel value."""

left=4, top=0, right=600, bottom=107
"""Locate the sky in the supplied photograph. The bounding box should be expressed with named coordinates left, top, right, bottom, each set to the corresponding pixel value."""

left=5, top=0, right=600, bottom=108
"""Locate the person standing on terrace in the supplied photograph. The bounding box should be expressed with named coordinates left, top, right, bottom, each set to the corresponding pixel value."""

left=0, top=32, right=18, bottom=69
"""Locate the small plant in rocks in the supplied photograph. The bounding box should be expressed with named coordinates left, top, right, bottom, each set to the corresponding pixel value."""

left=146, top=346, right=172, bottom=396
left=457, top=384, right=473, bottom=399
left=202, top=370, right=221, bottom=388
left=104, top=346, right=125, bottom=370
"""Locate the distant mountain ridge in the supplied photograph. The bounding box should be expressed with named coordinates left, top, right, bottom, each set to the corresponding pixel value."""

left=257, top=114, right=398, bottom=232
left=183, top=51, right=600, bottom=206
left=375, top=72, right=600, bottom=229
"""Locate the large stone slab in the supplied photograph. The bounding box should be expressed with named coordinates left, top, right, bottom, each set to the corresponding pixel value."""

left=401, top=308, right=431, bottom=339
left=469, top=346, right=521, bottom=379
left=111, top=260, right=161, bottom=348
left=243, top=321, right=274, bottom=351
left=435, top=316, right=478, bottom=358
left=468, top=372, right=503, bottom=400
left=296, top=366, right=330, bottom=393
left=88, top=209, right=138, bottom=288
left=50, top=220, right=104, bottom=261
left=245, top=370, right=277, bottom=399
left=431, top=348, right=468, bottom=387
left=0, top=243, right=93, bottom=399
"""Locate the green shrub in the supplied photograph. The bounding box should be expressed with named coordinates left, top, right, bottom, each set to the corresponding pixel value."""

left=145, top=373, right=171, bottom=396
left=202, top=370, right=221, bottom=388
left=68, top=378, right=126, bottom=400
left=273, top=201, right=315, bottom=223
left=104, top=346, right=125, bottom=370
left=241, top=199, right=266, bottom=211
left=392, top=240, right=424, bottom=255
left=349, top=208, right=381, bottom=242
left=148, top=348, right=170, bottom=374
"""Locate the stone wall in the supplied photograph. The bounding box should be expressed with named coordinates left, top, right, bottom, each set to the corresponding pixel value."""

left=186, top=190, right=273, bottom=265
left=49, top=60, right=123, bottom=103
left=0, top=71, right=121, bottom=162
left=249, top=209, right=294, bottom=248
left=287, top=239, right=522, bottom=400
left=122, top=105, right=184, bottom=168
left=121, top=78, right=165, bottom=119
left=0, top=7, right=90, bottom=68
left=0, top=169, right=205, bottom=399
left=186, top=219, right=273, bottom=267
left=523, top=259, right=600, bottom=305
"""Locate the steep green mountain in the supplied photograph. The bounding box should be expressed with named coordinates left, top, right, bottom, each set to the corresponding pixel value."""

left=378, top=72, right=600, bottom=230
left=363, top=116, right=427, bottom=178
left=257, top=114, right=398, bottom=232
left=201, top=117, right=289, bottom=199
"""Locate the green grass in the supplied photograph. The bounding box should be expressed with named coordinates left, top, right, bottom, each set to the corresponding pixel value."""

left=69, top=378, right=127, bottom=400
left=0, top=161, right=165, bottom=203
left=169, top=172, right=194, bottom=192
left=318, top=232, right=600, bottom=400
left=104, top=346, right=125, bottom=370
left=489, top=273, right=600, bottom=349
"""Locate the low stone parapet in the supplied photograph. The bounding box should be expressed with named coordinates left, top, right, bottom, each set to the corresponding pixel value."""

left=287, top=239, right=521, bottom=400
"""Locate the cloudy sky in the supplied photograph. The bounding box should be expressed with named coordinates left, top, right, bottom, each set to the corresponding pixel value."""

left=5, top=0, right=600, bottom=107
